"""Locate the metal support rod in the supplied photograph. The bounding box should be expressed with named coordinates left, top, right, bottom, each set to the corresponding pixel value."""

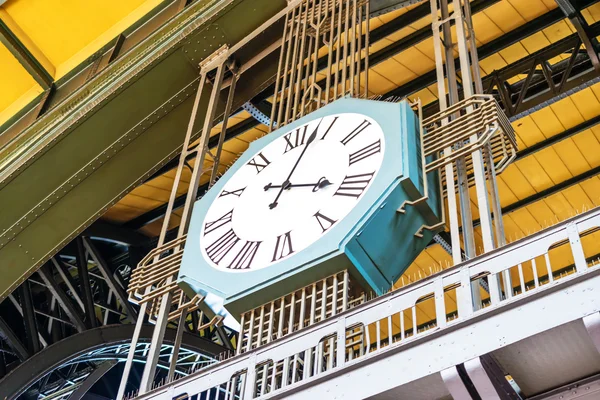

left=69, top=360, right=118, bottom=400
left=0, top=316, right=30, bottom=361
left=83, top=238, right=137, bottom=322
left=19, top=281, right=41, bottom=353
left=38, top=263, right=87, bottom=333
left=167, top=308, right=188, bottom=383
left=51, top=257, right=85, bottom=311
left=76, top=237, right=97, bottom=328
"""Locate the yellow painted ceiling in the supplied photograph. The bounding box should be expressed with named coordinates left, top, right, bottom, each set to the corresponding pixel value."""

left=0, top=0, right=164, bottom=125
left=0, top=41, right=42, bottom=126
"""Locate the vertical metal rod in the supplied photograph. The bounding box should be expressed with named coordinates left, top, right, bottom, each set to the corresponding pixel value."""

left=333, top=0, right=343, bottom=99
left=292, top=1, right=309, bottom=120
left=299, top=289, right=306, bottom=329
left=139, top=61, right=226, bottom=395
left=167, top=308, right=188, bottom=383
left=484, top=145, right=505, bottom=247
left=545, top=253, right=554, bottom=283
left=387, top=315, right=392, bottom=345
left=271, top=11, right=289, bottom=132
left=257, top=306, right=265, bottom=346
left=349, top=0, right=357, bottom=95
left=430, top=0, right=461, bottom=266
left=411, top=306, right=417, bottom=336
left=270, top=360, right=278, bottom=392
left=237, top=313, right=246, bottom=355
left=364, top=0, right=369, bottom=97
left=300, top=0, right=315, bottom=117
left=332, top=274, right=338, bottom=316
left=267, top=301, right=275, bottom=343
left=310, top=283, right=317, bottom=325
left=342, top=270, right=349, bottom=311
left=210, top=64, right=239, bottom=186
left=224, top=376, right=232, bottom=400
left=116, top=301, right=148, bottom=399
left=278, top=297, right=285, bottom=338
left=178, top=63, right=226, bottom=235
left=517, top=264, right=525, bottom=293
left=325, top=0, right=335, bottom=104
left=157, top=73, right=207, bottom=246
left=532, top=259, right=540, bottom=288
left=356, top=2, right=362, bottom=95
left=400, top=310, right=405, bottom=340
left=288, top=292, right=296, bottom=333
left=284, top=6, right=301, bottom=124
left=341, top=0, right=350, bottom=95
left=247, top=309, right=255, bottom=352
left=321, top=279, right=327, bottom=321
left=375, top=320, right=381, bottom=351
left=278, top=9, right=295, bottom=127
left=282, top=356, right=290, bottom=387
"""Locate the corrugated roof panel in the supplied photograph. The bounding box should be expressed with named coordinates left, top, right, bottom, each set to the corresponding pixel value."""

left=498, top=165, right=537, bottom=200
left=516, top=157, right=555, bottom=192
left=533, top=148, right=573, bottom=184
left=507, top=0, right=553, bottom=20
left=580, top=177, right=600, bottom=206
left=553, top=139, right=591, bottom=176
left=482, top=1, right=527, bottom=33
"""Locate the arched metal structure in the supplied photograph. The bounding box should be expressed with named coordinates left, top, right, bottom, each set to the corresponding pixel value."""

left=0, top=324, right=224, bottom=400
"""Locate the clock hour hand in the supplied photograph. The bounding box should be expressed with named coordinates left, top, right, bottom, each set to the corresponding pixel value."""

left=264, top=177, right=332, bottom=192
left=269, top=119, right=322, bottom=209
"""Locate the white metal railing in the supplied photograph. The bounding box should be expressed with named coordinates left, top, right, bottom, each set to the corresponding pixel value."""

left=134, top=207, right=600, bottom=400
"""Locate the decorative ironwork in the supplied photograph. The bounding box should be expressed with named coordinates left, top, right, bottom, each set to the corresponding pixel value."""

left=270, top=0, right=371, bottom=130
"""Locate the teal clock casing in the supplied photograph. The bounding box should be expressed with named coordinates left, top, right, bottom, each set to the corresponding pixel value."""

left=178, top=98, right=441, bottom=316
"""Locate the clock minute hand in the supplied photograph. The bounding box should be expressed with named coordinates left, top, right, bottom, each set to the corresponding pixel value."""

left=268, top=119, right=322, bottom=209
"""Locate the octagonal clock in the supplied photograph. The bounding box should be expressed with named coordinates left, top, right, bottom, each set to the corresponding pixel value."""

left=179, top=98, right=441, bottom=316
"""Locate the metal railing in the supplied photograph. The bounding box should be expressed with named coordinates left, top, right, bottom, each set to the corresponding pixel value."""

left=133, top=207, right=600, bottom=399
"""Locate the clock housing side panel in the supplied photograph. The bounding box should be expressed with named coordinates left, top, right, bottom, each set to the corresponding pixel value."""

left=352, top=102, right=442, bottom=292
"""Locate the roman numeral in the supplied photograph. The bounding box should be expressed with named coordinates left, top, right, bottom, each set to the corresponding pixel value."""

left=334, top=172, right=375, bottom=198
left=272, top=231, right=294, bottom=262
left=204, top=210, right=233, bottom=235
left=320, top=116, right=339, bottom=140
left=283, top=125, right=308, bottom=153
left=341, top=119, right=371, bottom=145
left=248, top=152, right=271, bottom=173
left=220, top=187, right=246, bottom=197
left=349, top=139, right=381, bottom=165
left=314, top=211, right=337, bottom=233
left=206, top=229, right=239, bottom=264
left=228, top=241, right=262, bottom=270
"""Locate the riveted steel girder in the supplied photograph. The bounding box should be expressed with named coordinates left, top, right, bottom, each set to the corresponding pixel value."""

left=0, top=0, right=286, bottom=302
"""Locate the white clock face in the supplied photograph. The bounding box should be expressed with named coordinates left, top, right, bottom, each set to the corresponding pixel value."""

left=200, top=112, right=385, bottom=272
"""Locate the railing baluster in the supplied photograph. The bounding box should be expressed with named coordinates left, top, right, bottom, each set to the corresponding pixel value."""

left=387, top=315, right=393, bottom=345
left=545, top=253, right=554, bottom=283
left=282, top=356, right=290, bottom=388
left=517, top=263, right=525, bottom=294
left=532, top=258, right=540, bottom=288
left=376, top=320, right=381, bottom=351
left=270, top=361, right=278, bottom=393
left=400, top=311, right=405, bottom=340
left=412, top=306, right=417, bottom=336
